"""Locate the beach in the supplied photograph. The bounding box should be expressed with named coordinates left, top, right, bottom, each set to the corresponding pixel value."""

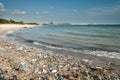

left=0, top=24, right=120, bottom=80
left=0, top=24, right=38, bottom=35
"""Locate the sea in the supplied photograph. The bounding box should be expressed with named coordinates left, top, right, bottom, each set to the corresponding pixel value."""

left=6, top=25, right=120, bottom=59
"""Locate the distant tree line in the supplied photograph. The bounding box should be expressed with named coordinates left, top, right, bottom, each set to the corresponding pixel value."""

left=0, top=18, right=39, bottom=25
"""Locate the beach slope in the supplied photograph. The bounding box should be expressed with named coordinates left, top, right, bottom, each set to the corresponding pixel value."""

left=0, top=24, right=120, bottom=79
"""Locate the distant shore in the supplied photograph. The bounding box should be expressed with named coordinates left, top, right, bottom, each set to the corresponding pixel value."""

left=0, top=24, right=39, bottom=35
left=0, top=24, right=120, bottom=79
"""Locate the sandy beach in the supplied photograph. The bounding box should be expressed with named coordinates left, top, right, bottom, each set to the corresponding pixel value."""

left=0, top=24, right=38, bottom=35
left=0, top=24, right=120, bottom=80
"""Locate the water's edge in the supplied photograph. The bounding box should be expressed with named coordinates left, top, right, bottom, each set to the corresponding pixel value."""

left=4, top=25, right=120, bottom=60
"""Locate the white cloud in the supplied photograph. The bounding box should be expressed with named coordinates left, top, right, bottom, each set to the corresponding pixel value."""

left=36, top=10, right=48, bottom=15
left=12, top=10, right=26, bottom=15
left=43, top=11, right=48, bottom=14
left=0, top=3, right=5, bottom=12
left=36, top=12, right=40, bottom=15
left=37, top=16, right=42, bottom=18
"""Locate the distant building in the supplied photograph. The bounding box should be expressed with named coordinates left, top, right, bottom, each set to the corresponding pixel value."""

left=50, top=22, right=53, bottom=25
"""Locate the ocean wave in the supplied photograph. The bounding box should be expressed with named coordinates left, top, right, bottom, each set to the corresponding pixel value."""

left=32, top=41, right=120, bottom=59
left=65, top=32, right=120, bottom=39
left=6, top=25, right=120, bottom=59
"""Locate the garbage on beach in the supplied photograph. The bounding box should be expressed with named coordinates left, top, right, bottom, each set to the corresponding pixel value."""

left=0, top=68, right=3, bottom=74
left=21, top=63, right=27, bottom=69
left=51, top=70, right=57, bottom=73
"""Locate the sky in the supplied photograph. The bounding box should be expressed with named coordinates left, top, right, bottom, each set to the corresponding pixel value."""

left=0, top=0, right=120, bottom=24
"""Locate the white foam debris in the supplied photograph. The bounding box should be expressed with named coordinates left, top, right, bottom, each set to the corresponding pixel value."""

left=33, top=41, right=40, bottom=45
left=32, top=41, right=120, bottom=59
left=88, top=51, right=120, bottom=59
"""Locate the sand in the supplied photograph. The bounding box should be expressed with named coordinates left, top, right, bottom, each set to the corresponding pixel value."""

left=0, top=24, right=39, bottom=35
left=0, top=24, right=120, bottom=79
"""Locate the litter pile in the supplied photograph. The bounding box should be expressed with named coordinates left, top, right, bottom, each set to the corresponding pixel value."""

left=0, top=39, right=120, bottom=80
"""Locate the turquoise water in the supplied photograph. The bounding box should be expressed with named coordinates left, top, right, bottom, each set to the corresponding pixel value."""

left=7, top=25, right=120, bottom=52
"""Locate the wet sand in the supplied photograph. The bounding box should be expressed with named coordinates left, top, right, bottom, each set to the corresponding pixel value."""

left=0, top=24, right=120, bottom=79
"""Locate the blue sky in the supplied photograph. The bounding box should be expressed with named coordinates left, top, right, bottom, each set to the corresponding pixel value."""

left=0, top=0, right=120, bottom=24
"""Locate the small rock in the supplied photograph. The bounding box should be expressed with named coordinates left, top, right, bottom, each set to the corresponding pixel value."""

left=58, top=65, right=63, bottom=68
left=95, top=66, right=103, bottom=70
left=14, top=68, right=19, bottom=71
left=106, top=68, right=115, bottom=70
left=13, top=74, right=17, bottom=80
left=43, top=76, right=49, bottom=80
left=52, top=70, right=57, bottom=73
left=0, top=68, right=3, bottom=74
left=17, top=47, right=23, bottom=51
left=73, top=67, right=78, bottom=70
left=43, top=69, right=47, bottom=74
left=31, top=59, right=37, bottom=62
left=93, top=75, right=100, bottom=80
left=63, top=73, right=69, bottom=79
left=8, top=46, right=13, bottom=49
left=57, top=74, right=63, bottom=80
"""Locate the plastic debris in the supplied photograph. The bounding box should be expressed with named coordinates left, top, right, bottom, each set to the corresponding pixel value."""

left=21, top=63, right=27, bottom=69
left=0, top=39, right=120, bottom=79
left=43, top=76, right=49, bottom=80
left=57, top=74, right=63, bottom=80
left=51, top=70, right=57, bottom=73
left=0, top=68, right=3, bottom=74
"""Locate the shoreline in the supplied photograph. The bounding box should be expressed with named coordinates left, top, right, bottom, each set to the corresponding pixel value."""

left=0, top=24, right=39, bottom=35
left=0, top=24, right=120, bottom=79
